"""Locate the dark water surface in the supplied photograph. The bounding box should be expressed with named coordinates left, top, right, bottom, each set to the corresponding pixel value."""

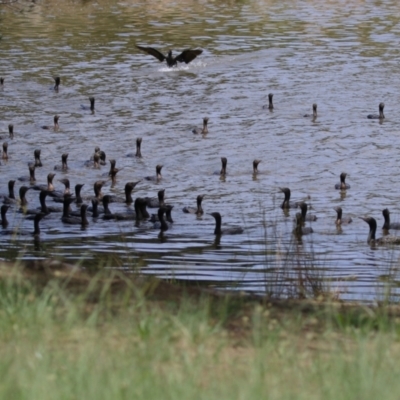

left=1, top=0, right=400, bottom=301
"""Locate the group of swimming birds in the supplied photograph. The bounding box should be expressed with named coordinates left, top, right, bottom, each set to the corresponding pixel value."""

left=0, top=45, right=395, bottom=246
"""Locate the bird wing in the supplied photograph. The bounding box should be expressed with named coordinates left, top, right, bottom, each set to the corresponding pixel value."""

left=136, top=46, right=166, bottom=62
left=174, top=49, right=203, bottom=64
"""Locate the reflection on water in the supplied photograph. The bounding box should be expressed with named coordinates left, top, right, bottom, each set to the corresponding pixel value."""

left=1, top=0, right=400, bottom=301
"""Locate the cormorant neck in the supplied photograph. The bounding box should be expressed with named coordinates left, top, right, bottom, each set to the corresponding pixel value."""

left=1, top=207, right=8, bottom=227
left=268, top=93, right=273, bottom=110
left=213, top=214, right=222, bottom=235
left=20, top=190, right=29, bottom=207
left=81, top=206, right=89, bottom=226
left=91, top=199, right=99, bottom=218
left=75, top=185, right=83, bottom=204
left=368, top=224, right=376, bottom=243
left=196, top=197, right=203, bottom=214
left=62, top=198, right=72, bottom=218
left=102, top=198, right=112, bottom=215
left=141, top=202, right=149, bottom=218
left=166, top=206, right=174, bottom=223
left=8, top=182, right=15, bottom=199
left=39, top=192, right=49, bottom=213
left=382, top=210, right=390, bottom=230
left=335, top=208, right=342, bottom=224
left=29, top=165, right=36, bottom=182
left=281, top=189, right=291, bottom=209
left=54, top=77, right=60, bottom=90
left=2, top=143, right=8, bottom=160
left=33, top=216, right=42, bottom=235
left=125, top=188, right=133, bottom=204
left=136, top=138, right=142, bottom=157
left=300, top=204, right=307, bottom=220
left=158, top=208, right=168, bottom=231
left=109, top=160, right=116, bottom=176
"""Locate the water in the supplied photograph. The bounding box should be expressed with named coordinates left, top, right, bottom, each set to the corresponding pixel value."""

left=1, top=0, right=400, bottom=301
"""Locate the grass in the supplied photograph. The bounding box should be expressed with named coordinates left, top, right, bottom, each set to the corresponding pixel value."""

left=0, top=260, right=400, bottom=399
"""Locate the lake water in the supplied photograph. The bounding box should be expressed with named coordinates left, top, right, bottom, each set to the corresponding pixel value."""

left=1, top=0, right=400, bottom=301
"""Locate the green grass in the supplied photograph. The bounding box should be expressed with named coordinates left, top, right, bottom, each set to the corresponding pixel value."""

left=0, top=264, right=400, bottom=399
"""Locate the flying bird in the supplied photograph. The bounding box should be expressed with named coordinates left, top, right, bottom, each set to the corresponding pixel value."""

left=136, top=45, right=203, bottom=67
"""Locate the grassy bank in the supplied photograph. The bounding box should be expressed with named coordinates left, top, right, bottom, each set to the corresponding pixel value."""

left=0, top=261, right=400, bottom=399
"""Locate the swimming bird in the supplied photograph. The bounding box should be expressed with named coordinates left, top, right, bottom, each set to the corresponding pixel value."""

left=183, top=194, right=204, bottom=215
left=145, top=164, right=163, bottom=181
left=98, top=150, right=107, bottom=166
left=110, top=166, right=121, bottom=185
left=2, top=142, right=8, bottom=160
left=361, top=216, right=400, bottom=245
left=136, top=197, right=149, bottom=219
left=334, top=172, right=350, bottom=190
left=61, top=195, right=79, bottom=222
left=81, top=96, right=95, bottom=113
left=18, top=186, right=31, bottom=207
left=299, top=202, right=317, bottom=222
left=382, top=208, right=400, bottom=230
left=192, top=117, right=209, bottom=134
left=108, top=181, right=141, bottom=204
left=94, top=180, right=107, bottom=199
left=303, top=103, right=317, bottom=119
left=0, top=78, right=4, bottom=86
left=145, top=189, right=165, bottom=208
left=8, top=124, right=14, bottom=139
left=1, top=180, right=16, bottom=204
left=85, top=152, right=100, bottom=168
left=33, top=173, right=56, bottom=192
left=54, top=153, right=68, bottom=171
left=110, top=197, right=149, bottom=221
left=111, top=197, right=150, bottom=221
left=101, top=195, right=118, bottom=220
left=334, top=207, right=352, bottom=225
left=213, top=157, right=227, bottom=176
left=0, top=213, right=45, bottom=237
left=84, top=147, right=103, bottom=167
left=74, top=184, right=85, bottom=204
left=18, top=164, right=36, bottom=183
left=32, top=213, right=46, bottom=236
left=50, top=178, right=71, bottom=201
left=221, top=157, right=227, bottom=176
left=53, top=77, right=60, bottom=91
left=25, top=191, right=62, bottom=217
left=293, top=212, right=313, bottom=236
left=91, top=198, right=100, bottom=218
left=34, top=149, right=42, bottom=167
left=41, top=115, right=59, bottom=131
left=38, top=191, right=62, bottom=214
left=253, top=159, right=261, bottom=175
left=127, top=137, right=143, bottom=157
left=209, top=212, right=243, bottom=235
left=63, top=204, right=89, bottom=227
left=0, top=205, right=9, bottom=228
left=136, top=45, right=203, bottom=67
left=107, top=159, right=121, bottom=184
left=262, top=93, right=274, bottom=110
left=135, top=137, right=142, bottom=157
left=151, top=204, right=174, bottom=224
left=108, top=159, right=117, bottom=177
left=155, top=207, right=169, bottom=232
left=280, top=188, right=298, bottom=209
left=367, top=102, right=385, bottom=120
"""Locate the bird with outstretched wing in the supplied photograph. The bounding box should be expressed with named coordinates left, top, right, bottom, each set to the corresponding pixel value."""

left=136, top=45, right=203, bottom=67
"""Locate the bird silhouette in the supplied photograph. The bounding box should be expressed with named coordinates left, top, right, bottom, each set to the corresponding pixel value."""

left=136, top=45, right=203, bottom=67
